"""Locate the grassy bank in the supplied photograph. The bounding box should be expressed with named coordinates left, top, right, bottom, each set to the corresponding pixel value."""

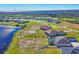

left=5, top=31, right=21, bottom=54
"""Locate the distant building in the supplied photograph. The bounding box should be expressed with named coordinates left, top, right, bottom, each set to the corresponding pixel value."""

left=30, top=16, right=53, bottom=20
left=40, top=26, right=51, bottom=31
left=0, top=19, right=12, bottom=22
left=47, top=19, right=61, bottom=24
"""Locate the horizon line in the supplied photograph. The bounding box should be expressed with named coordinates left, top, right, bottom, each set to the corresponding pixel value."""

left=0, top=9, right=79, bottom=12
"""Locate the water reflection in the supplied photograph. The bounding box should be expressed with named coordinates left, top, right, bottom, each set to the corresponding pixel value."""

left=0, top=25, right=21, bottom=53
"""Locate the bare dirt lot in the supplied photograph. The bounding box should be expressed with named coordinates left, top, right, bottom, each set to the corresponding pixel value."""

left=59, top=21, right=79, bottom=30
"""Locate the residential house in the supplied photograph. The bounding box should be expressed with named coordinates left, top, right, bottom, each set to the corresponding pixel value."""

left=48, top=36, right=71, bottom=47
left=68, top=37, right=79, bottom=47
left=45, top=30, right=67, bottom=37
left=68, top=37, right=77, bottom=42
left=40, top=26, right=51, bottom=31
left=54, top=36, right=71, bottom=47
left=47, top=19, right=61, bottom=24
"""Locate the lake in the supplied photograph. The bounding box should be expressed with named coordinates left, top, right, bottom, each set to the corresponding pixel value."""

left=0, top=25, right=21, bottom=53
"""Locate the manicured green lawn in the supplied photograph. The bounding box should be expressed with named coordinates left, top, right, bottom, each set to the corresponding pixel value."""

left=0, top=22, right=18, bottom=26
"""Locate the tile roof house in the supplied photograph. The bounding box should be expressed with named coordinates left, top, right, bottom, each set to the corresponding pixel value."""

left=47, top=36, right=71, bottom=47
left=54, top=36, right=71, bottom=47
left=45, top=30, right=67, bottom=37
left=40, top=26, right=51, bottom=31
left=47, top=19, right=61, bottom=24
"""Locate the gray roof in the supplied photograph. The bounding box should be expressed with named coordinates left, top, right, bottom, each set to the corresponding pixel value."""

left=61, top=47, right=73, bottom=54
left=71, top=47, right=79, bottom=54
left=61, top=47, right=79, bottom=54
left=54, top=36, right=68, bottom=43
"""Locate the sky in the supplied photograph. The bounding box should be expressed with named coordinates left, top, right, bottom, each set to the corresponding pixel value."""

left=0, top=4, right=79, bottom=11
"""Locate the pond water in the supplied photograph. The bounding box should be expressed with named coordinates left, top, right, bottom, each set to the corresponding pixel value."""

left=0, top=25, right=21, bottom=53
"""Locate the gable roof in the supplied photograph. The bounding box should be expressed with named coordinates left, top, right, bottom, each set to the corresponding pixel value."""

left=71, top=47, right=79, bottom=54
left=54, top=36, right=69, bottom=43
left=40, top=26, right=51, bottom=30
left=47, top=19, right=61, bottom=23
left=46, top=30, right=67, bottom=37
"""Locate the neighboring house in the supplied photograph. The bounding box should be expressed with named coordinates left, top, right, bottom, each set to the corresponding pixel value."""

left=67, top=37, right=79, bottom=47
left=47, top=19, right=61, bottom=24
left=45, top=30, right=67, bottom=37
left=54, top=36, right=71, bottom=47
left=40, top=26, right=51, bottom=31
left=68, top=37, right=77, bottom=42
left=48, top=36, right=71, bottom=47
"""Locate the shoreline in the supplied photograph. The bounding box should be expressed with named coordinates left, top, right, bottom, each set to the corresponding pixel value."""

left=0, top=25, right=21, bottom=53
left=5, top=30, right=21, bottom=54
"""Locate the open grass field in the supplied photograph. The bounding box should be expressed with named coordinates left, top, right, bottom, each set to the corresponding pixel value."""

left=59, top=21, right=79, bottom=30
left=59, top=21, right=79, bottom=42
